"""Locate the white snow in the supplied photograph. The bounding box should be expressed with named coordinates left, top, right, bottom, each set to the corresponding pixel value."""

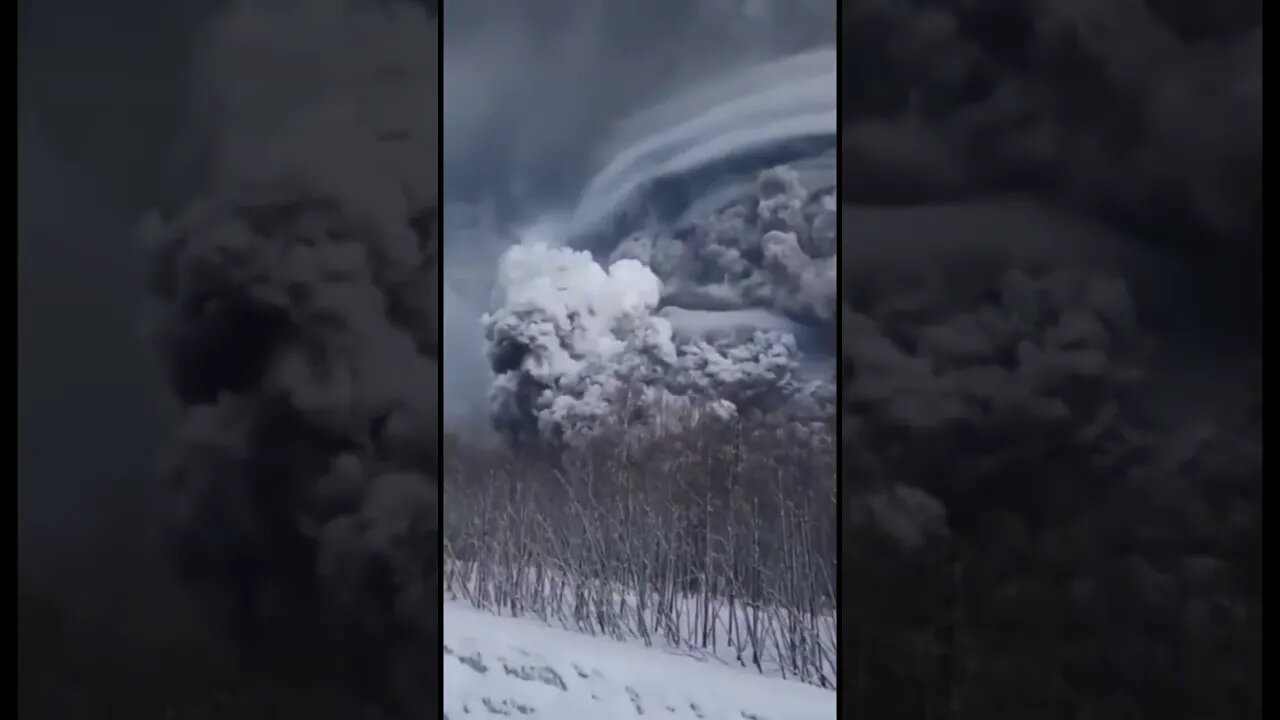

left=443, top=602, right=837, bottom=720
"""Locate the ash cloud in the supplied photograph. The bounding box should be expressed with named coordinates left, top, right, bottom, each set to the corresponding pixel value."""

left=446, top=3, right=837, bottom=445
left=144, top=0, right=440, bottom=712
left=839, top=0, right=1261, bottom=304
left=444, top=0, right=835, bottom=210
left=483, top=157, right=838, bottom=452
left=443, top=0, right=836, bottom=436
left=483, top=232, right=828, bottom=449
left=837, top=0, right=1262, bottom=484
left=838, top=0, right=1262, bottom=478
left=839, top=2, right=1261, bottom=714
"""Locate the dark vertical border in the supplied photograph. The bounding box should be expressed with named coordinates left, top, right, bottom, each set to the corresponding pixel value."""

left=833, top=0, right=845, bottom=713
left=435, top=0, right=447, bottom=714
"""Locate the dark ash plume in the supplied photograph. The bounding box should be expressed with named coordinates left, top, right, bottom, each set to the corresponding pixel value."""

left=145, top=1, right=439, bottom=714
left=839, top=2, right=1261, bottom=715
left=840, top=0, right=1261, bottom=312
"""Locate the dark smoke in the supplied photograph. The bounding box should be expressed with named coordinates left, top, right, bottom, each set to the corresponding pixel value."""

left=840, top=0, right=1261, bottom=321
left=840, top=1, right=1261, bottom=716
left=140, top=0, right=440, bottom=714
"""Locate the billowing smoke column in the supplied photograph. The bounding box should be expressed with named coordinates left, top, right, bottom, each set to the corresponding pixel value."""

left=836, top=2, right=1261, bottom=714
left=835, top=0, right=1263, bottom=536
left=483, top=50, right=837, bottom=448
left=144, top=0, right=439, bottom=711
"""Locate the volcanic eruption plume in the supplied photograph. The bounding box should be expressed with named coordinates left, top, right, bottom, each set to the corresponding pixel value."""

left=444, top=4, right=838, bottom=450
left=143, top=0, right=440, bottom=713
left=836, top=2, right=1261, bottom=715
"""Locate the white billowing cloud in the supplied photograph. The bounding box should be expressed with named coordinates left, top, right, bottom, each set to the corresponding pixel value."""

left=483, top=210, right=832, bottom=448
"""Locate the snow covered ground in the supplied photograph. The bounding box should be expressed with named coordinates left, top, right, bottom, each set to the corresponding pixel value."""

left=443, top=602, right=837, bottom=719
